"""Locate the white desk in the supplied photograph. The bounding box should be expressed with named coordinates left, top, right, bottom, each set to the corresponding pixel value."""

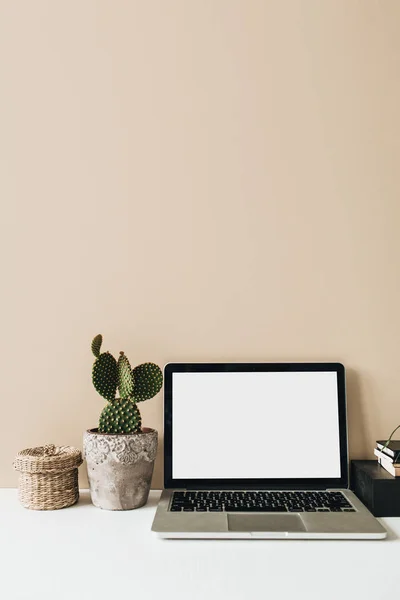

left=1, top=490, right=399, bottom=600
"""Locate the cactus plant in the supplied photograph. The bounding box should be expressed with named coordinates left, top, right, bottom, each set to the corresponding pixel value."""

left=91, top=334, right=163, bottom=434
left=98, top=398, right=142, bottom=434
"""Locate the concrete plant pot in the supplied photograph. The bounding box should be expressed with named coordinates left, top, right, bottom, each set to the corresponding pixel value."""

left=83, top=427, right=158, bottom=510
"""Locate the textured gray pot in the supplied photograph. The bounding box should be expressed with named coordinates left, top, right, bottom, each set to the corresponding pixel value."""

left=83, top=428, right=158, bottom=510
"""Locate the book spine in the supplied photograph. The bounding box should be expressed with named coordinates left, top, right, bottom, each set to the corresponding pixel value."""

left=378, top=461, right=397, bottom=477
left=374, top=450, right=400, bottom=476
left=374, top=448, right=399, bottom=465
left=376, top=443, right=400, bottom=461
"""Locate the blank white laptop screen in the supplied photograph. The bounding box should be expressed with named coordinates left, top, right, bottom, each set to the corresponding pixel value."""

left=172, top=371, right=341, bottom=479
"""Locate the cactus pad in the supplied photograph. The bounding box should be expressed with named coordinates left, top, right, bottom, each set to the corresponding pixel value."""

left=118, top=352, right=134, bottom=399
left=132, top=362, right=163, bottom=402
left=91, top=334, right=103, bottom=358
left=98, top=399, right=142, bottom=434
left=92, top=352, right=118, bottom=401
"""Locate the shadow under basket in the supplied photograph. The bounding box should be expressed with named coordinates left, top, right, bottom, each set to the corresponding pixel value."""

left=13, top=444, right=83, bottom=510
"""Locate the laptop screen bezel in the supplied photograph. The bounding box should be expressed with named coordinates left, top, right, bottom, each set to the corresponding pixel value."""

left=164, top=362, right=348, bottom=490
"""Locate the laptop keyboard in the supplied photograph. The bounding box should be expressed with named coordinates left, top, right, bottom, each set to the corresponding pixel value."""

left=170, top=490, right=355, bottom=513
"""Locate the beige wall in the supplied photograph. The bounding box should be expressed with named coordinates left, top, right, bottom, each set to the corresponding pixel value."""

left=1, top=1, right=400, bottom=488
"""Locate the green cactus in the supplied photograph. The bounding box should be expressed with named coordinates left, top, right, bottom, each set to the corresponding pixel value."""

left=98, top=399, right=142, bottom=434
left=132, top=362, right=163, bottom=402
left=91, top=334, right=163, bottom=435
left=91, top=334, right=103, bottom=358
left=92, top=352, right=118, bottom=401
left=118, top=352, right=134, bottom=399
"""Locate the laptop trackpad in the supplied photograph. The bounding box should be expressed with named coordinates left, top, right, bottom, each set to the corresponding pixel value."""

left=228, top=514, right=306, bottom=533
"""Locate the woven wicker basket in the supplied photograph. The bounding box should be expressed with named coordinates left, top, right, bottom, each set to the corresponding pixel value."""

left=14, top=444, right=83, bottom=510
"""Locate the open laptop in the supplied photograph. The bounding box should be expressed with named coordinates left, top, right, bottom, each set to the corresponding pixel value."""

left=152, top=363, right=387, bottom=539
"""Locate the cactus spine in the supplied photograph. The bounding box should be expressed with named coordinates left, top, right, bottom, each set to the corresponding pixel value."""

left=91, top=335, right=163, bottom=434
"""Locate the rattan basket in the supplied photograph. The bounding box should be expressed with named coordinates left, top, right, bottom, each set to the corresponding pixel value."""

left=14, top=444, right=83, bottom=510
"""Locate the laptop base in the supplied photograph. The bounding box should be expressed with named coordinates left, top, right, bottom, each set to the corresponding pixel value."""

left=152, top=489, right=387, bottom=540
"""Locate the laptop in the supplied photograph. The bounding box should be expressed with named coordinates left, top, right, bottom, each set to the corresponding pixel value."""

left=152, top=363, right=387, bottom=539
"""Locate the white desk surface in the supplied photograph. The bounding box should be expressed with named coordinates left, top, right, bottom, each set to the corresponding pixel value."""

left=1, top=489, right=399, bottom=600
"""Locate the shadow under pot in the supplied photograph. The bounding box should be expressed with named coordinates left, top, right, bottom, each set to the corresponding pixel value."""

left=83, top=427, right=158, bottom=510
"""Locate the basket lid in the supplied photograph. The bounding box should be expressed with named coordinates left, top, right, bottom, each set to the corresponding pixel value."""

left=13, top=444, right=83, bottom=474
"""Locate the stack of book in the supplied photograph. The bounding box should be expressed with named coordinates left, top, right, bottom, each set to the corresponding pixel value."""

left=374, top=440, right=400, bottom=477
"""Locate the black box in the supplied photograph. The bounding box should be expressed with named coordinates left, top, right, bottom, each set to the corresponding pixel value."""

left=351, top=460, right=400, bottom=517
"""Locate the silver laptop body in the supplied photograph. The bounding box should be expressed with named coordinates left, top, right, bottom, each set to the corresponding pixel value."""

left=152, top=363, right=386, bottom=540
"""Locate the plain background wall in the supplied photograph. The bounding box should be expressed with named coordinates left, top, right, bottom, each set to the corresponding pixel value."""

left=1, top=1, right=399, bottom=488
